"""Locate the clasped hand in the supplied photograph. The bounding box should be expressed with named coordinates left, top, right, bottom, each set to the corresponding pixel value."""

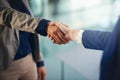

left=46, top=22, right=79, bottom=44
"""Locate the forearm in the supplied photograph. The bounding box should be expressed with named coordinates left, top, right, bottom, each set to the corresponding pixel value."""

left=82, top=30, right=111, bottom=50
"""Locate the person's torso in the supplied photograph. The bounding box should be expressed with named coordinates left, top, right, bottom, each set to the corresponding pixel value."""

left=0, top=0, right=33, bottom=71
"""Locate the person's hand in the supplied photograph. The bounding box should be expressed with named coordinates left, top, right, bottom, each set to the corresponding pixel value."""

left=52, top=23, right=79, bottom=41
left=46, top=22, right=69, bottom=44
left=37, top=67, right=46, bottom=80
left=65, top=29, right=84, bottom=44
left=47, top=22, right=79, bottom=41
left=66, top=29, right=79, bottom=41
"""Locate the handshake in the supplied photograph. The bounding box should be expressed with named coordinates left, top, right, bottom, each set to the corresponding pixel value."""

left=46, top=22, right=82, bottom=44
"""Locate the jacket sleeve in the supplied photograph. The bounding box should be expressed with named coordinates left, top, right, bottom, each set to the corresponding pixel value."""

left=82, top=30, right=111, bottom=50
left=0, top=7, right=49, bottom=36
left=29, top=34, right=44, bottom=67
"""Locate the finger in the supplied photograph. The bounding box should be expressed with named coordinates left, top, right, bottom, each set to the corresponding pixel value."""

left=56, top=30, right=66, bottom=44
left=48, top=35, right=55, bottom=42
left=41, top=73, right=46, bottom=80
left=55, top=22, right=69, bottom=29
left=48, top=25, right=69, bottom=44
left=53, top=23, right=66, bottom=35
left=55, top=23, right=69, bottom=34
left=51, top=32, right=69, bottom=44
left=51, top=35, right=61, bottom=44
left=56, top=34, right=65, bottom=44
left=48, top=34, right=51, bottom=38
left=52, top=30, right=65, bottom=44
left=48, top=32, right=58, bottom=43
left=52, top=39, right=55, bottom=43
left=50, top=37, right=56, bottom=43
left=49, top=36, right=53, bottom=40
left=61, top=23, right=69, bottom=28
left=56, top=30, right=69, bottom=44
left=54, top=23, right=70, bottom=43
left=58, top=29, right=69, bottom=43
left=52, top=39, right=57, bottom=44
left=52, top=30, right=67, bottom=44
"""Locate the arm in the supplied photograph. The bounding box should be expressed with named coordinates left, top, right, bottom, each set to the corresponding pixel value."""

left=49, top=27, right=111, bottom=50
left=82, top=30, right=111, bottom=50
left=1, top=6, right=46, bottom=65
left=0, top=7, right=69, bottom=44
left=29, top=34, right=46, bottom=80
left=0, top=7, right=44, bottom=33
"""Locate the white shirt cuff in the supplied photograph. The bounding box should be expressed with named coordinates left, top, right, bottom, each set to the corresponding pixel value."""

left=76, top=30, right=84, bottom=44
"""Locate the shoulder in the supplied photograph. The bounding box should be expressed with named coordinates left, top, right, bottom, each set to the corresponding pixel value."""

left=0, top=0, right=11, bottom=7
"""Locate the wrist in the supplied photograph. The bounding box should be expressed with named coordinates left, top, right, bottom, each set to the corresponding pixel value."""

left=37, top=61, right=44, bottom=67
left=69, top=30, right=79, bottom=41
left=46, top=22, right=51, bottom=35
left=75, top=30, right=84, bottom=44
left=36, top=19, right=50, bottom=36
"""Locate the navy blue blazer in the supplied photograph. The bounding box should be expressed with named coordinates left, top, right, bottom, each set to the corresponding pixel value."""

left=82, top=17, right=120, bottom=80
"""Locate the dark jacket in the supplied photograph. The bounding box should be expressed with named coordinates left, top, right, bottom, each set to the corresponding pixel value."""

left=82, top=17, right=120, bottom=80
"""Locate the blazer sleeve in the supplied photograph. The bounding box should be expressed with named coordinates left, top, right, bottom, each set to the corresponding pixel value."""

left=29, top=34, right=44, bottom=67
left=0, top=7, right=49, bottom=36
left=82, top=30, right=111, bottom=50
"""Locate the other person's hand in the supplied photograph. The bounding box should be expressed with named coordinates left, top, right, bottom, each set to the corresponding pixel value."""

left=46, top=22, right=69, bottom=44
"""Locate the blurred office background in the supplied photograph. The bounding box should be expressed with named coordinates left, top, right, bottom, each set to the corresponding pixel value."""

left=29, top=0, right=120, bottom=80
